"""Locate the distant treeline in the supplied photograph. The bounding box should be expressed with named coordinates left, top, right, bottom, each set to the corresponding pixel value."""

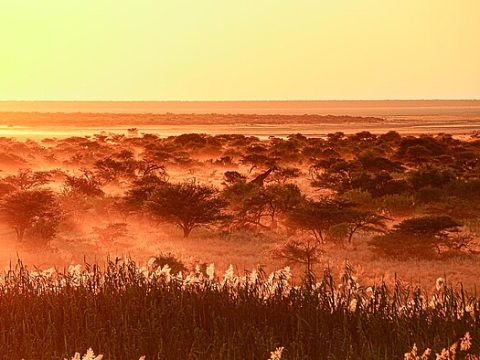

left=0, top=112, right=384, bottom=126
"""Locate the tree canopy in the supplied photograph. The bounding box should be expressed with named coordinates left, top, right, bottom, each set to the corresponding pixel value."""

left=147, top=181, right=228, bottom=237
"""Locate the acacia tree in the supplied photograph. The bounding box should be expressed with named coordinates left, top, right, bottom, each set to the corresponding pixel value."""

left=2, top=168, right=52, bottom=191
left=0, top=189, right=61, bottom=244
left=370, top=215, right=464, bottom=258
left=287, top=199, right=350, bottom=243
left=261, top=184, right=303, bottom=228
left=94, top=157, right=132, bottom=184
left=123, top=174, right=167, bottom=212
left=147, top=181, right=228, bottom=237
left=64, top=170, right=104, bottom=197
left=310, top=158, right=361, bottom=193
left=274, top=236, right=322, bottom=275
left=288, top=199, right=387, bottom=245
left=342, top=209, right=388, bottom=243
left=269, top=166, right=301, bottom=184
left=240, top=154, right=276, bottom=172
left=59, top=170, right=104, bottom=224
left=222, top=182, right=302, bottom=230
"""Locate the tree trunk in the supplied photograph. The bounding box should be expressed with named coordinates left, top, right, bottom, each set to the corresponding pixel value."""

left=348, top=230, right=355, bottom=244
left=182, top=226, right=192, bottom=238
left=15, top=227, right=25, bottom=242
left=348, top=225, right=359, bottom=244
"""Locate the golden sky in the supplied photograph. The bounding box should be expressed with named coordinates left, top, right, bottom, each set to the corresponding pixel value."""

left=0, top=0, right=479, bottom=100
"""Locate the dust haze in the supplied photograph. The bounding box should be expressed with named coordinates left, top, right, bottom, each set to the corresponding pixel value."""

left=0, top=107, right=479, bottom=291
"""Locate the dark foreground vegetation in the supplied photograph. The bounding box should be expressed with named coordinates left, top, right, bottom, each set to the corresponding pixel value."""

left=0, top=259, right=479, bottom=360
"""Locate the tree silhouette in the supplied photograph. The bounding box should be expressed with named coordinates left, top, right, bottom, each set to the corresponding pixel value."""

left=2, top=168, right=52, bottom=191
left=287, top=200, right=351, bottom=243
left=147, top=181, right=228, bottom=237
left=0, top=189, right=61, bottom=243
left=370, top=215, right=463, bottom=258
left=341, top=209, right=388, bottom=243
left=274, top=236, right=322, bottom=275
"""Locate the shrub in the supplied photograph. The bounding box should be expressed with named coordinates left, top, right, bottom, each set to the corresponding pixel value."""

left=340, top=189, right=376, bottom=210
left=415, top=186, right=445, bottom=205
left=377, top=194, right=415, bottom=217
left=148, top=253, right=187, bottom=274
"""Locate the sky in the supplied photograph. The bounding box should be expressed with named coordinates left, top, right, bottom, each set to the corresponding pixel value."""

left=0, top=0, right=479, bottom=101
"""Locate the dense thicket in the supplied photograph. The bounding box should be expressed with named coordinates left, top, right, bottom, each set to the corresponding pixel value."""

left=0, top=131, right=480, bottom=261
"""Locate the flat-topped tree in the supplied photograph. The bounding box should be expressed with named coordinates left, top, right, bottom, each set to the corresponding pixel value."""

left=63, top=170, right=104, bottom=197
left=0, top=189, right=61, bottom=244
left=287, top=199, right=387, bottom=244
left=370, top=215, right=470, bottom=258
left=287, top=199, right=352, bottom=243
left=123, top=174, right=167, bottom=212
left=240, top=154, right=276, bottom=173
left=2, top=168, right=52, bottom=191
left=147, top=181, right=228, bottom=237
left=341, top=208, right=388, bottom=243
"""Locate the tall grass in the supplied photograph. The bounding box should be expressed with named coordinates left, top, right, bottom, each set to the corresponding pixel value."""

left=0, top=259, right=478, bottom=359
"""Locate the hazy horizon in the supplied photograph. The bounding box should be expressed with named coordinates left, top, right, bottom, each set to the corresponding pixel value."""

left=1, top=99, right=480, bottom=118
left=2, top=99, right=480, bottom=102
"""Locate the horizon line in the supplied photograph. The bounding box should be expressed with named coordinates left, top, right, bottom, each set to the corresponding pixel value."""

left=1, top=99, right=480, bottom=103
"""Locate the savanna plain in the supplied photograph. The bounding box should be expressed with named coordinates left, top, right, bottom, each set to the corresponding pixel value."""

left=0, top=107, right=479, bottom=359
